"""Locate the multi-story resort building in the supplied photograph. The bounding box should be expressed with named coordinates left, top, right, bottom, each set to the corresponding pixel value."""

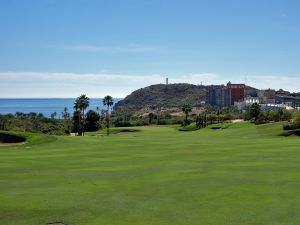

left=206, top=82, right=246, bottom=107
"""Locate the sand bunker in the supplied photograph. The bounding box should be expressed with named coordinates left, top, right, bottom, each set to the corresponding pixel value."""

left=0, top=133, right=26, bottom=146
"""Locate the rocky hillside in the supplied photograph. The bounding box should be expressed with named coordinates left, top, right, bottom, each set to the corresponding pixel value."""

left=114, top=83, right=206, bottom=114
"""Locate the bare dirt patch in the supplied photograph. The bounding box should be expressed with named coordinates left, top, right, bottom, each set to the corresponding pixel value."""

left=231, top=119, right=244, bottom=123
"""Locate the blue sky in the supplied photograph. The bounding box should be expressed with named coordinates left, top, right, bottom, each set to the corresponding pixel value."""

left=0, top=0, right=300, bottom=97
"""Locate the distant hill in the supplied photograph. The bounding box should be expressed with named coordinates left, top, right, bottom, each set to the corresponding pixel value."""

left=114, top=83, right=280, bottom=115
left=114, top=83, right=206, bottom=114
left=276, top=89, right=300, bottom=103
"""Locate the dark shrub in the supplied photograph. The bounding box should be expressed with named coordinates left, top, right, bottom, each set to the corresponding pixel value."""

left=283, top=124, right=295, bottom=130
left=115, top=121, right=132, bottom=127
left=157, top=119, right=168, bottom=125
left=85, top=110, right=100, bottom=132
left=254, top=111, right=268, bottom=125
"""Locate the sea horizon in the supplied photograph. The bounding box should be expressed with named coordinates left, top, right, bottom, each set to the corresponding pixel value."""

left=0, top=98, right=122, bottom=118
left=0, top=97, right=124, bottom=99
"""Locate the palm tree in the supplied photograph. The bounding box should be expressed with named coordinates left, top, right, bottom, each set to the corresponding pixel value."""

left=182, top=104, right=192, bottom=126
left=50, top=112, right=57, bottom=119
left=96, top=106, right=100, bottom=116
left=148, top=112, right=156, bottom=124
left=103, top=95, right=114, bottom=136
left=62, top=107, right=71, bottom=133
left=62, top=107, right=70, bottom=120
left=74, top=101, right=81, bottom=135
left=74, top=94, right=90, bottom=136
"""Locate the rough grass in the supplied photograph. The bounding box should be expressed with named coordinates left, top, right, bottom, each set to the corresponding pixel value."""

left=209, top=123, right=232, bottom=130
left=0, top=122, right=300, bottom=225
left=87, top=128, right=141, bottom=135
left=178, top=123, right=199, bottom=131
left=0, top=130, right=56, bottom=146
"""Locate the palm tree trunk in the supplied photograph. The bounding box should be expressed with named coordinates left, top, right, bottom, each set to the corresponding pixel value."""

left=78, top=111, right=81, bottom=136
left=107, top=106, right=109, bottom=136
left=185, top=112, right=188, bottom=125
left=82, top=109, right=85, bottom=136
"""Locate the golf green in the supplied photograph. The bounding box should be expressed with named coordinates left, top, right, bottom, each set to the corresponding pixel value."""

left=1, top=122, right=300, bottom=225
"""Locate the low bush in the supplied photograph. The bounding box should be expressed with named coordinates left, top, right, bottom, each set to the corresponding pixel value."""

left=283, top=114, right=300, bottom=130
left=114, top=121, right=132, bottom=127
left=254, top=112, right=268, bottom=125
left=157, top=119, right=169, bottom=125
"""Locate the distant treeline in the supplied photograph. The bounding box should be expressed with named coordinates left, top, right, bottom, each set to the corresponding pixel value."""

left=0, top=112, right=71, bottom=135
left=1, top=96, right=300, bottom=136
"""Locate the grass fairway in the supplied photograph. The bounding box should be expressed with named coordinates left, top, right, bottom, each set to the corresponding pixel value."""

left=1, top=122, right=300, bottom=225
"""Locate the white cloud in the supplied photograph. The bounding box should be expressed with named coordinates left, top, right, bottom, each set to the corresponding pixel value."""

left=0, top=71, right=299, bottom=98
left=0, top=71, right=219, bottom=98
left=246, top=75, right=300, bottom=92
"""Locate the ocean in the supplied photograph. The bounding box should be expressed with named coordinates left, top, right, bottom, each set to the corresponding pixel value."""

left=0, top=98, right=121, bottom=118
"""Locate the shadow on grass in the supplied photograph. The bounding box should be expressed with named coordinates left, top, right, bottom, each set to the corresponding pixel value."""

left=279, top=129, right=300, bottom=137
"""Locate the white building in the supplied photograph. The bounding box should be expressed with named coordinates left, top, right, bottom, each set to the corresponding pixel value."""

left=234, top=96, right=260, bottom=110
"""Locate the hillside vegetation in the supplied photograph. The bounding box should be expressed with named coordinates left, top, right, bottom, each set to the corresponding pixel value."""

left=114, top=83, right=206, bottom=114
left=114, top=83, right=261, bottom=115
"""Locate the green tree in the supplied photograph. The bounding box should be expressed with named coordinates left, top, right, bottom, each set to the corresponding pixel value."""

left=62, top=107, right=70, bottom=120
left=182, top=104, right=192, bottom=126
left=74, top=94, right=90, bottom=136
left=96, top=106, right=100, bottom=116
left=62, top=107, right=72, bottom=133
left=148, top=113, right=156, bottom=124
left=278, top=109, right=284, bottom=121
left=72, top=110, right=81, bottom=135
left=196, top=114, right=207, bottom=128
left=50, top=112, right=57, bottom=119
left=249, top=103, right=261, bottom=121
left=103, top=95, right=114, bottom=136
left=73, top=102, right=81, bottom=135
left=85, top=110, right=100, bottom=131
left=293, top=114, right=300, bottom=128
left=208, top=114, right=217, bottom=124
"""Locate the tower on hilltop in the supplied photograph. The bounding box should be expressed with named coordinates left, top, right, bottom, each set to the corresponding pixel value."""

left=165, top=78, right=169, bottom=91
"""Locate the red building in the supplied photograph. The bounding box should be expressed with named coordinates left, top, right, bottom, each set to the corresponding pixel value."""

left=206, top=82, right=246, bottom=107
left=227, top=82, right=245, bottom=106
